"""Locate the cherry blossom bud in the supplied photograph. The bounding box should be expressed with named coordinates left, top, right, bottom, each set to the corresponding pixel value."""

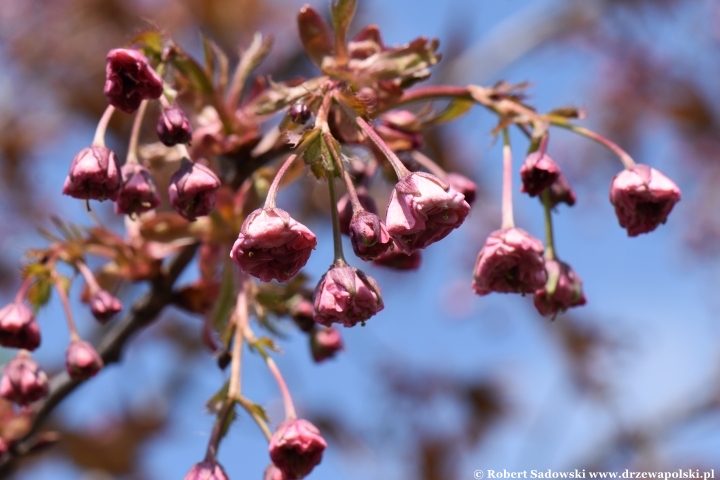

left=311, top=327, right=344, bottom=363
left=289, top=103, right=311, bottom=124
left=446, top=173, right=477, bottom=205
left=546, top=172, right=576, bottom=208
left=372, top=240, right=422, bottom=270
left=385, top=172, right=470, bottom=253
left=231, top=208, right=317, bottom=282
left=269, top=419, right=327, bottom=479
left=89, top=290, right=123, bottom=323
left=349, top=211, right=392, bottom=260
left=62, top=146, right=122, bottom=202
left=157, top=106, right=193, bottom=146
left=313, top=264, right=383, bottom=327
left=104, top=48, right=163, bottom=114
left=0, top=302, right=41, bottom=351
left=65, top=341, right=103, bottom=380
left=115, top=163, right=161, bottom=215
left=472, top=228, right=547, bottom=296
left=376, top=110, right=423, bottom=151
left=183, top=460, right=229, bottom=480
left=264, top=464, right=287, bottom=480
left=609, top=164, right=681, bottom=237
left=168, top=159, right=221, bottom=221
left=0, top=351, right=48, bottom=406
left=290, top=299, right=316, bottom=332
left=533, top=259, right=586, bottom=316
left=337, top=188, right=377, bottom=236
left=520, top=151, right=561, bottom=197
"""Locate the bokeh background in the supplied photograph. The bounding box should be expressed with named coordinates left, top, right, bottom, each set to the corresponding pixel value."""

left=1, top=0, right=720, bottom=478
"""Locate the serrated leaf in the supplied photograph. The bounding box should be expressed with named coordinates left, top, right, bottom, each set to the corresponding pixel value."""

left=548, top=106, right=586, bottom=120
left=331, top=0, right=356, bottom=64
left=167, top=46, right=214, bottom=95
left=130, top=30, right=164, bottom=60
left=228, top=33, right=274, bottom=106
left=251, top=77, right=324, bottom=116
left=219, top=405, right=238, bottom=441
left=206, top=381, right=230, bottom=414
left=423, top=98, right=473, bottom=126
left=301, top=131, right=335, bottom=179
left=26, top=278, right=52, bottom=310
left=255, top=336, right=281, bottom=353
left=297, top=5, right=334, bottom=68
left=246, top=401, right=269, bottom=423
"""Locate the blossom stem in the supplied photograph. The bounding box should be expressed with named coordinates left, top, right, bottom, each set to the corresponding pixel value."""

left=315, top=92, right=334, bottom=134
left=327, top=176, right=347, bottom=264
left=54, top=276, right=80, bottom=342
left=409, top=150, right=447, bottom=178
left=126, top=100, right=149, bottom=165
left=323, top=132, right=363, bottom=213
left=541, top=190, right=557, bottom=260
left=92, top=105, right=116, bottom=147
left=264, top=154, right=299, bottom=208
left=501, top=128, right=515, bottom=230
left=228, top=276, right=247, bottom=400
left=14, top=276, right=34, bottom=304
left=75, top=261, right=101, bottom=295
left=354, top=116, right=411, bottom=179
left=266, top=355, right=297, bottom=420
left=548, top=117, right=635, bottom=168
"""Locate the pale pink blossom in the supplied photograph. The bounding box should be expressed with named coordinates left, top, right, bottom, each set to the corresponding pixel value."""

left=269, top=419, right=327, bottom=480
left=533, top=259, right=587, bottom=316
left=313, top=264, right=383, bottom=327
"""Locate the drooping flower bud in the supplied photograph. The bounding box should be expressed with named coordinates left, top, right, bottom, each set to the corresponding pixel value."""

left=546, top=172, right=576, bottom=208
left=313, top=264, right=383, bottom=327
left=289, top=299, right=316, bottom=332
left=168, top=159, right=221, bottom=221
left=0, top=351, right=49, bottom=406
left=349, top=211, right=392, bottom=260
left=337, top=188, right=377, bottom=236
left=520, top=151, right=561, bottom=197
left=62, top=146, right=122, bottom=202
left=472, top=228, right=547, bottom=296
left=231, top=208, right=317, bottom=283
left=264, top=464, right=287, bottom=480
left=310, top=327, right=344, bottom=363
left=385, top=172, right=470, bottom=253
left=446, top=173, right=477, bottom=206
left=0, top=302, right=41, bottom=351
left=183, top=460, right=229, bottom=480
left=533, top=259, right=587, bottom=316
left=104, top=48, right=164, bottom=114
left=609, top=164, right=681, bottom=237
left=65, top=340, right=104, bottom=380
left=372, top=240, right=422, bottom=270
left=269, top=419, right=327, bottom=480
left=289, top=103, right=311, bottom=124
left=89, top=290, right=123, bottom=323
left=157, top=106, right=193, bottom=146
left=115, top=163, right=161, bottom=216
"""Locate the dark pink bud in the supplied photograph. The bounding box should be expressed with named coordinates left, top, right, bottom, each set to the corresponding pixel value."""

left=104, top=48, right=163, bottom=114
left=115, top=163, right=161, bottom=215
left=62, top=146, right=122, bottom=202
left=183, top=460, right=229, bottom=480
left=310, top=327, right=344, bottom=363
left=533, top=259, right=587, bottom=316
left=289, top=103, right=311, bottom=124
left=337, top=188, right=377, bottom=236
left=446, top=173, right=477, bottom=205
left=290, top=299, right=316, bottom=332
left=264, top=464, right=287, bottom=480
left=349, top=211, right=392, bottom=260
left=168, top=159, right=221, bottom=221
left=520, top=151, right=561, bottom=197
left=65, top=340, right=103, bottom=380
left=269, top=419, right=327, bottom=479
left=546, top=172, right=576, bottom=208
left=372, top=240, right=422, bottom=270
left=230, top=207, right=317, bottom=283
left=0, top=351, right=48, bottom=406
left=313, top=265, right=383, bottom=328
left=0, top=302, right=41, bottom=351
left=89, top=290, right=123, bottom=323
left=376, top=110, right=423, bottom=151
left=385, top=172, right=470, bottom=253
left=472, top=228, right=547, bottom=296
left=157, top=106, right=193, bottom=146
left=609, top=164, right=681, bottom=237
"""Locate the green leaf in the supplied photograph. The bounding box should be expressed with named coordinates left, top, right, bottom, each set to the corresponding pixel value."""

left=206, top=381, right=230, bottom=414
left=548, top=106, right=586, bottom=120
left=26, top=278, right=52, bottom=310
left=219, top=404, right=238, bottom=441
left=167, top=46, right=214, bottom=95
left=297, top=5, right=334, bottom=68
left=301, top=130, right=337, bottom=179
left=246, top=401, right=270, bottom=423
left=255, top=336, right=282, bottom=353
left=201, top=33, right=216, bottom=85
left=228, top=32, right=274, bottom=106
left=423, top=98, right=473, bottom=126
left=331, top=0, right=356, bottom=63
left=130, top=30, right=164, bottom=60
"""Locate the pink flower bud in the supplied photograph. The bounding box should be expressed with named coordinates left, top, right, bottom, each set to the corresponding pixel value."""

left=114, top=163, right=161, bottom=216
left=472, top=228, right=547, bottom=296
left=264, top=464, right=287, bottom=480
left=385, top=172, right=470, bottom=253
left=230, top=208, right=317, bottom=282
left=168, top=159, right=221, bottom=221
left=0, top=302, right=41, bottom=351
left=62, top=146, right=122, bottom=202
left=289, top=103, right=311, bottom=124
left=546, top=172, right=576, bottom=208
left=104, top=48, right=163, bottom=114
left=290, top=299, right=315, bottom=332
left=157, top=106, right=193, bottom=146
left=372, top=240, right=422, bottom=270
left=269, top=419, right=327, bottom=479
left=520, top=151, right=561, bottom=197
left=446, top=173, right=477, bottom=205
left=349, top=211, right=392, bottom=260
left=376, top=110, right=423, bottom=151
left=310, top=327, right=344, bottom=363
left=533, top=259, right=587, bottom=316
left=313, top=265, right=383, bottom=328
left=65, top=341, right=103, bottom=380
left=89, top=290, right=123, bottom=323
left=0, top=351, right=48, bottom=406
left=609, top=164, right=681, bottom=237
left=183, top=460, right=229, bottom=480
left=337, top=188, right=377, bottom=236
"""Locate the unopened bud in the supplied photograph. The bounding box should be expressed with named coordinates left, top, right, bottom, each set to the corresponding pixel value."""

left=62, top=146, right=122, bottom=202
left=183, top=460, right=229, bottom=480
left=0, top=302, right=41, bottom=351
left=0, top=351, right=49, bottom=406
left=89, top=290, right=123, bottom=323
left=115, top=163, right=161, bottom=216
left=349, top=211, right=392, bottom=260
left=289, top=103, right=311, bottom=124
left=168, top=159, right=221, bottom=221
left=157, top=106, right=193, bottom=146
left=311, top=327, right=344, bottom=363
left=65, top=341, right=104, bottom=380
